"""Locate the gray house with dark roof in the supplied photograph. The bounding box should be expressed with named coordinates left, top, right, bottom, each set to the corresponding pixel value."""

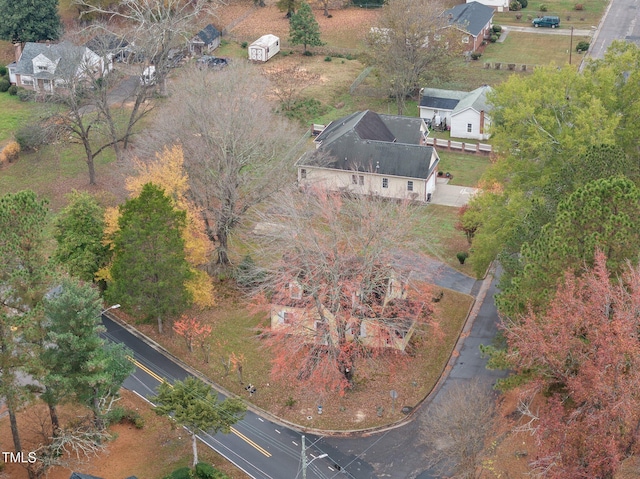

left=7, top=41, right=111, bottom=93
left=296, top=111, right=439, bottom=202
left=419, top=85, right=493, bottom=140
left=443, top=1, right=494, bottom=52
left=189, top=24, right=221, bottom=54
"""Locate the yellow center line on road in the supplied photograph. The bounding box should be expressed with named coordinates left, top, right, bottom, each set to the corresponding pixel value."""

left=125, top=356, right=271, bottom=458
left=230, top=427, right=272, bottom=457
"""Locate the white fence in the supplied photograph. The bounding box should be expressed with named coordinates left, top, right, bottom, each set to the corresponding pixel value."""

left=426, top=137, right=493, bottom=155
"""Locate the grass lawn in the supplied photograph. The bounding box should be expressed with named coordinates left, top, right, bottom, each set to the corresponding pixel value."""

left=494, top=0, right=606, bottom=27
left=438, top=151, right=492, bottom=187
left=0, top=93, right=36, bottom=144
left=482, top=32, right=592, bottom=66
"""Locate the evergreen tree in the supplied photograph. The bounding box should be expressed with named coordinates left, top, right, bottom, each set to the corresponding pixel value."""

left=0, top=191, right=51, bottom=470
left=107, top=183, right=192, bottom=333
left=153, top=377, right=246, bottom=466
left=54, top=191, right=110, bottom=284
left=0, top=0, right=61, bottom=43
left=289, top=2, right=324, bottom=54
left=42, top=277, right=133, bottom=430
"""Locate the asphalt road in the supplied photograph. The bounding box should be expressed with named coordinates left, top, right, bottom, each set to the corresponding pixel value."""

left=589, top=0, right=640, bottom=59
left=101, top=314, right=358, bottom=479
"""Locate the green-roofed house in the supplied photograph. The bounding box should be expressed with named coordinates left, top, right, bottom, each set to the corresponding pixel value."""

left=296, top=111, right=439, bottom=203
left=419, top=85, right=493, bottom=140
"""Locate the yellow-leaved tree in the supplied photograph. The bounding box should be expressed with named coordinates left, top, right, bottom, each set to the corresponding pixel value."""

left=97, top=144, right=215, bottom=308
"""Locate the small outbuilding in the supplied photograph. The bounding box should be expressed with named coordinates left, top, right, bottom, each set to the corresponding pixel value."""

left=189, top=24, right=221, bottom=55
left=248, top=34, right=280, bottom=62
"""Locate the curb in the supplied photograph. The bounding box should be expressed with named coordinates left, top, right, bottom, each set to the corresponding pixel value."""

left=109, top=265, right=496, bottom=437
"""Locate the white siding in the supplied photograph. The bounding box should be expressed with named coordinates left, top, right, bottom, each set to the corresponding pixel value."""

left=419, top=106, right=453, bottom=128
left=451, top=108, right=491, bottom=140
left=467, top=0, right=509, bottom=11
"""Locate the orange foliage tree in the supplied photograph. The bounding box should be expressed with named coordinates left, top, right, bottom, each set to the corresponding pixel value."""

left=99, top=144, right=215, bottom=308
left=251, top=187, right=434, bottom=394
left=173, top=315, right=212, bottom=354
left=503, top=250, right=640, bottom=478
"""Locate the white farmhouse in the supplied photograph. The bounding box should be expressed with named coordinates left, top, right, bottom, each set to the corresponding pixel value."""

left=297, top=111, right=439, bottom=203
left=419, top=85, right=493, bottom=140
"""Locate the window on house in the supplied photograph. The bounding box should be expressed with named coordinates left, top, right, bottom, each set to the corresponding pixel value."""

left=351, top=174, right=358, bottom=185
left=407, top=181, right=414, bottom=191
left=359, top=175, right=364, bottom=186
left=289, top=282, right=302, bottom=300
left=21, top=79, right=33, bottom=86
left=467, top=123, right=473, bottom=133
left=278, top=311, right=294, bottom=325
left=300, top=168, right=307, bottom=179
left=382, top=178, right=389, bottom=188
left=37, top=65, right=48, bottom=71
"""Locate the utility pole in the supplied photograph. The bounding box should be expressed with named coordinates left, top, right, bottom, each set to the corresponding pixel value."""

left=569, top=26, right=574, bottom=65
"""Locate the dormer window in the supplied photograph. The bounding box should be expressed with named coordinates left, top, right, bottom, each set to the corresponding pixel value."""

left=37, top=65, right=48, bottom=71
left=289, top=282, right=302, bottom=300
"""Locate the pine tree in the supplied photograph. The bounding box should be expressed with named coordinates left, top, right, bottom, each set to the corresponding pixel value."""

left=107, top=183, right=192, bottom=333
left=0, top=0, right=61, bottom=43
left=153, top=377, right=246, bottom=467
left=289, top=2, right=324, bottom=54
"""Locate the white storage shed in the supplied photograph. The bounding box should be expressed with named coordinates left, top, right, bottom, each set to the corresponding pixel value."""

left=248, top=34, right=280, bottom=62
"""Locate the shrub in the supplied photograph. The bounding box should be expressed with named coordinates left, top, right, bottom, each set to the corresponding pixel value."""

left=456, top=252, right=469, bottom=265
left=489, top=34, right=498, bottom=43
left=0, top=79, right=10, bottom=92
left=15, top=123, right=49, bottom=151
left=510, top=1, right=522, bottom=10
left=8, top=85, right=17, bottom=95
left=303, top=50, right=313, bottom=56
left=241, top=41, right=248, bottom=48
left=195, top=463, right=216, bottom=479
left=280, top=50, right=289, bottom=57
left=234, top=255, right=266, bottom=288
left=492, top=24, right=503, bottom=33
left=539, top=3, right=547, bottom=11
left=576, top=40, right=590, bottom=51
left=515, top=12, right=523, bottom=19
left=0, top=65, right=7, bottom=76
left=519, top=0, right=528, bottom=8
left=345, top=53, right=354, bottom=60
left=324, top=56, right=332, bottom=61
left=574, top=3, right=584, bottom=9
left=0, top=141, right=20, bottom=164
left=166, top=467, right=192, bottom=479
left=470, top=52, right=482, bottom=60
left=16, top=88, right=34, bottom=102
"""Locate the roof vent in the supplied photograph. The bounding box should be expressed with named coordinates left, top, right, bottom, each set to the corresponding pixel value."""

left=376, top=161, right=380, bottom=171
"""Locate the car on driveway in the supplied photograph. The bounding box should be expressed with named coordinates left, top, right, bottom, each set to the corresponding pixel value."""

left=196, top=56, right=230, bottom=70
left=532, top=16, right=560, bottom=27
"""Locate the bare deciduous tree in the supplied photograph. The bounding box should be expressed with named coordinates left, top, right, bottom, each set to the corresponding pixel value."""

left=249, top=186, right=435, bottom=393
left=263, top=63, right=320, bottom=111
left=421, top=379, right=498, bottom=479
left=367, top=0, right=464, bottom=115
left=150, top=63, right=303, bottom=267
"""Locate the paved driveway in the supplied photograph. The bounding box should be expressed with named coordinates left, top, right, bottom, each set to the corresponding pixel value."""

left=431, top=179, right=478, bottom=208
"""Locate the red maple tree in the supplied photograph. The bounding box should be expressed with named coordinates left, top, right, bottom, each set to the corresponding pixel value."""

left=173, top=315, right=212, bottom=353
left=504, top=250, right=640, bottom=478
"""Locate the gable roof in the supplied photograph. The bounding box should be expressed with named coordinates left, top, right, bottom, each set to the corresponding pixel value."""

left=451, top=85, right=493, bottom=115
left=420, top=85, right=493, bottom=114
left=84, top=33, right=128, bottom=54
left=300, top=111, right=437, bottom=180
left=14, top=41, right=91, bottom=80
left=443, top=1, right=494, bottom=37
left=194, top=24, right=221, bottom=45
left=419, top=88, right=468, bottom=111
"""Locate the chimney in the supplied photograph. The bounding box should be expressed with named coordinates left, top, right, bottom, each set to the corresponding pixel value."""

left=480, top=110, right=485, bottom=135
left=14, top=42, right=22, bottom=62
left=46, top=40, right=51, bottom=47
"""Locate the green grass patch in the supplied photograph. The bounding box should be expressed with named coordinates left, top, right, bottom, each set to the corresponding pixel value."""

left=0, top=93, right=36, bottom=144
left=412, top=204, right=473, bottom=274
left=437, top=151, right=491, bottom=187
left=481, top=32, right=591, bottom=66
left=494, top=0, right=605, bottom=27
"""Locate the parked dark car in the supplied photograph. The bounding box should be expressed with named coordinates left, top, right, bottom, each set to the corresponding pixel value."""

left=196, top=56, right=230, bottom=69
left=532, top=16, right=560, bottom=28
